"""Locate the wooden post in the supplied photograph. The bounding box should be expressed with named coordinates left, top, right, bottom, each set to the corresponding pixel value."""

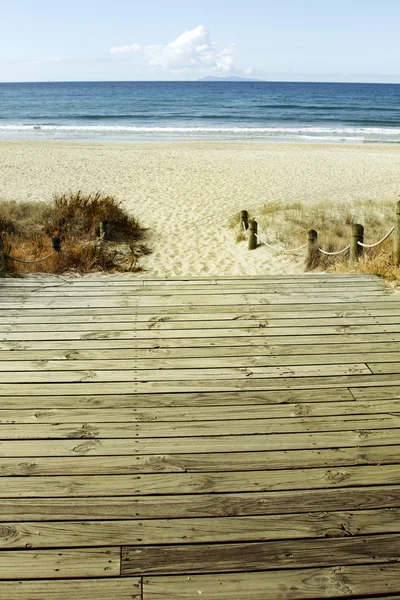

left=351, top=223, right=364, bottom=262
left=306, top=229, right=319, bottom=270
left=52, top=236, right=61, bottom=253
left=248, top=219, right=258, bottom=250
left=100, top=221, right=110, bottom=241
left=0, top=234, right=5, bottom=274
left=393, top=201, right=400, bottom=266
left=240, top=210, right=249, bottom=231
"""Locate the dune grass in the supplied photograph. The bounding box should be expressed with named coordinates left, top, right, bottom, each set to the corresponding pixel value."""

left=232, top=198, right=399, bottom=281
left=0, top=192, right=148, bottom=275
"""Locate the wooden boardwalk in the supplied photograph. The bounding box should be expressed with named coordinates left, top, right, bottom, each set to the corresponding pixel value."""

left=0, top=273, right=400, bottom=599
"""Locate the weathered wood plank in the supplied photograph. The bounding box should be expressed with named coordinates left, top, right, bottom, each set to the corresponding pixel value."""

left=5, top=314, right=400, bottom=333
left=0, top=464, right=398, bottom=497
left=3, top=323, right=400, bottom=340
left=4, top=307, right=400, bottom=325
left=0, top=363, right=372, bottom=384
left=0, top=579, right=141, bottom=600
left=0, top=291, right=395, bottom=309
left=1, top=398, right=398, bottom=423
left=1, top=414, right=399, bottom=439
left=1, top=444, right=398, bottom=476
left=2, top=352, right=400, bottom=371
left=351, top=385, right=400, bottom=400
left=1, top=429, right=399, bottom=457
left=6, top=373, right=400, bottom=395
left=0, top=388, right=354, bottom=408
left=0, top=285, right=387, bottom=298
left=2, top=332, right=400, bottom=352
left=1, top=509, right=399, bottom=549
left=122, top=533, right=400, bottom=575
left=0, top=548, right=120, bottom=579
left=141, top=564, right=400, bottom=599
left=2, top=486, right=399, bottom=520
left=3, top=300, right=400, bottom=317
left=369, top=361, right=400, bottom=374
left=0, top=342, right=399, bottom=362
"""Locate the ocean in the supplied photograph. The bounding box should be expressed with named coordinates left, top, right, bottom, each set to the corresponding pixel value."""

left=0, top=81, right=400, bottom=143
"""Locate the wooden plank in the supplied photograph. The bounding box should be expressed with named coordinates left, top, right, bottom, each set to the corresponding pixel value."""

left=2, top=486, right=399, bottom=520
left=0, top=464, right=398, bottom=497
left=0, top=277, right=384, bottom=287
left=4, top=323, right=400, bottom=340
left=0, top=579, right=141, bottom=600
left=2, top=332, right=400, bottom=352
left=6, top=314, right=400, bottom=332
left=0, top=388, right=354, bottom=408
left=1, top=509, right=399, bottom=549
left=369, top=361, right=400, bottom=374
left=1, top=414, right=400, bottom=439
left=0, top=341, right=399, bottom=362
left=0, top=284, right=387, bottom=297
left=0, top=291, right=394, bottom=309
left=122, top=533, right=400, bottom=575
left=3, top=301, right=400, bottom=318
left=4, top=306, right=400, bottom=325
left=0, top=547, right=120, bottom=579
left=1, top=397, right=398, bottom=423
left=2, top=299, right=399, bottom=316
left=141, top=564, right=400, bottom=599
left=5, top=372, right=400, bottom=395
left=2, top=352, right=400, bottom=371
left=0, top=363, right=372, bottom=384
left=1, top=444, right=399, bottom=476
left=1, top=429, right=399, bottom=457
left=351, top=385, right=400, bottom=401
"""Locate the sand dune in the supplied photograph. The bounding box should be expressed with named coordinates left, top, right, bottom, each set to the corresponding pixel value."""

left=1, top=140, right=399, bottom=277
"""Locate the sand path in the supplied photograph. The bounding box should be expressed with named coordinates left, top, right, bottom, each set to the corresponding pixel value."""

left=1, top=140, right=399, bottom=277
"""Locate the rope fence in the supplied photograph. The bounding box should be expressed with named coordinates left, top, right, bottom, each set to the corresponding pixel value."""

left=240, top=201, right=400, bottom=267
left=0, top=218, right=116, bottom=274
left=0, top=234, right=63, bottom=273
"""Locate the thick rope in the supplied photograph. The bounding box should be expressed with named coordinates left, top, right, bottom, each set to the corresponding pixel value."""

left=280, top=244, right=307, bottom=253
left=254, top=232, right=306, bottom=253
left=318, top=245, right=350, bottom=256
left=5, top=251, right=55, bottom=264
left=357, top=226, right=394, bottom=248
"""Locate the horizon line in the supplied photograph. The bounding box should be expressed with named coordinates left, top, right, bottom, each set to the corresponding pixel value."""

left=1, top=79, right=400, bottom=85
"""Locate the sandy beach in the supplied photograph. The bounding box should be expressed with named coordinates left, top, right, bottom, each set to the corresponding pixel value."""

left=1, top=140, right=400, bottom=277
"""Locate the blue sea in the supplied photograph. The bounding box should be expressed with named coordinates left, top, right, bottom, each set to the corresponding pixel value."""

left=0, top=81, right=400, bottom=143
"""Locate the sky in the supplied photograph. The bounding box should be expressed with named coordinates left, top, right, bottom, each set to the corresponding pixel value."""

left=1, top=0, right=400, bottom=82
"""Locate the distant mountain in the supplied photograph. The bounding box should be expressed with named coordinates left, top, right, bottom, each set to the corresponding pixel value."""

left=198, top=76, right=261, bottom=82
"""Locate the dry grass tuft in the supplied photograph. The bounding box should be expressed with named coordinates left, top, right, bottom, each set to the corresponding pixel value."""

left=0, top=192, right=147, bottom=276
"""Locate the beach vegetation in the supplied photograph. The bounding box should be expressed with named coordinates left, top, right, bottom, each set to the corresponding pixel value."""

left=0, top=192, right=147, bottom=275
left=234, top=197, right=399, bottom=281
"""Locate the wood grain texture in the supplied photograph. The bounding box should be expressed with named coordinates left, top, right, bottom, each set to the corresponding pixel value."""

left=1, top=444, right=398, bottom=476
left=0, top=579, right=141, bottom=600
left=0, top=547, right=120, bottom=579
left=1, top=486, right=399, bottom=520
left=0, top=464, right=399, bottom=497
left=0, top=509, right=398, bottom=549
left=122, top=533, right=400, bottom=575
left=142, top=564, right=400, bottom=599
left=0, top=398, right=399, bottom=423
left=1, top=428, right=400, bottom=457
left=1, top=274, right=398, bottom=599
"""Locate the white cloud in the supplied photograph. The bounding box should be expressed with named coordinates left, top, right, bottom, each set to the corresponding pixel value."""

left=110, top=44, right=140, bottom=54
left=109, top=26, right=236, bottom=74
left=23, top=57, right=61, bottom=66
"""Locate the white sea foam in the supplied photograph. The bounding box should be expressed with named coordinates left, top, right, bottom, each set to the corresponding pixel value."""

left=0, top=124, right=399, bottom=142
